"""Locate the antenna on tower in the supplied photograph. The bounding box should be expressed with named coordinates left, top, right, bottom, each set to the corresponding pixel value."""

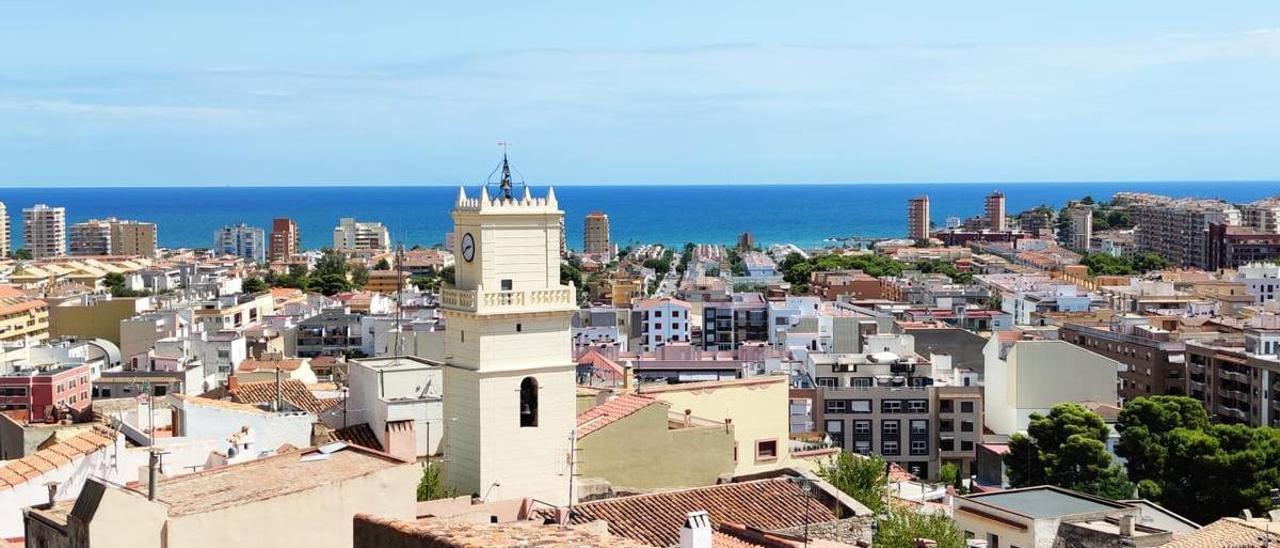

left=486, top=141, right=524, bottom=201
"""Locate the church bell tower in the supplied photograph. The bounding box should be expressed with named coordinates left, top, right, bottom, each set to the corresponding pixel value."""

left=439, top=155, right=577, bottom=506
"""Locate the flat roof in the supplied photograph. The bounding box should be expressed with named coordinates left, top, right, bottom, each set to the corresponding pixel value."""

left=966, top=487, right=1123, bottom=519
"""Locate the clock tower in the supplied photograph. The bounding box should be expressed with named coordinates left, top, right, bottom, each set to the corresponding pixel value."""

left=439, top=168, right=577, bottom=506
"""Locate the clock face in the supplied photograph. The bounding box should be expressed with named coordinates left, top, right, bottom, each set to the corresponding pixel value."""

left=461, top=233, right=476, bottom=262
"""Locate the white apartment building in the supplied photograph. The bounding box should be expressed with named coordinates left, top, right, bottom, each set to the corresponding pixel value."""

left=1233, top=263, right=1280, bottom=304
left=333, top=217, right=390, bottom=253
left=636, top=297, right=693, bottom=350
left=213, top=223, right=266, bottom=263
left=1067, top=207, right=1093, bottom=251
left=983, top=333, right=1121, bottom=435
left=0, top=202, right=9, bottom=257
left=341, top=356, right=444, bottom=457
left=23, top=204, right=66, bottom=259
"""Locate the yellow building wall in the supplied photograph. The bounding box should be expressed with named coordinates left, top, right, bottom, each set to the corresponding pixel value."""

left=0, top=305, right=49, bottom=344
left=49, top=298, right=148, bottom=346
left=577, top=403, right=736, bottom=490
left=640, top=375, right=793, bottom=476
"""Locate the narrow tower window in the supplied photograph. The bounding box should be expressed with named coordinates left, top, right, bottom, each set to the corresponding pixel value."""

left=519, top=377, right=539, bottom=427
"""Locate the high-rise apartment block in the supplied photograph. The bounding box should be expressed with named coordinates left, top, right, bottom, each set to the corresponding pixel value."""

left=584, top=211, right=611, bottom=256
left=333, top=218, right=390, bottom=253
left=70, top=218, right=158, bottom=257
left=111, top=220, right=157, bottom=257
left=0, top=202, right=9, bottom=257
left=69, top=219, right=113, bottom=256
left=1067, top=207, right=1093, bottom=251
left=984, top=191, right=1006, bottom=231
left=269, top=217, right=300, bottom=263
left=907, top=195, right=930, bottom=241
left=213, top=223, right=266, bottom=263
left=1130, top=194, right=1240, bottom=269
left=1242, top=198, right=1280, bottom=233
left=23, top=204, right=66, bottom=259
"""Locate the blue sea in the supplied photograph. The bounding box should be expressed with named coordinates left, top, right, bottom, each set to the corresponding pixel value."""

left=0, top=182, right=1275, bottom=251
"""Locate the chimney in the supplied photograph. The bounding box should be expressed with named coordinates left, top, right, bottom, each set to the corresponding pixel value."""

left=1119, top=514, right=1135, bottom=537
left=679, top=510, right=712, bottom=548
left=683, top=409, right=692, bottom=428
left=622, top=362, right=635, bottom=391
left=147, top=448, right=160, bottom=501
left=227, top=374, right=239, bottom=393
left=274, top=366, right=283, bottom=412
left=44, top=481, right=59, bottom=505
left=384, top=420, right=416, bottom=462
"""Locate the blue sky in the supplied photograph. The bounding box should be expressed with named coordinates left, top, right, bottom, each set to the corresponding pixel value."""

left=2, top=1, right=1279, bottom=186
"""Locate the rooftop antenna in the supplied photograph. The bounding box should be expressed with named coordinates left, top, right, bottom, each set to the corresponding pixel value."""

left=394, top=241, right=405, bottom=360
left=486, top=140, right=525, bottom=202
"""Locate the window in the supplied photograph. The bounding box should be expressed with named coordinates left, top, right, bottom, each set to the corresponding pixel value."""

left=501, top=279, right=513, bottom=291
left=816, top=377, right=838, bottom=388
left=825, top=420, right=844, bottom=446
left=986, top=533, right=1000, bottom=548
left=519, top=377, right=539, bottom=427
left=851, top=377, right=873, bottom=389
left=961, top=401, right=975, bottom=413
left=940, top=437, right=955, bottom=451
left=882, top=440, right=900, bottom=455
left=854, top=440, right=871, bottom=454
left=848, top=400, right=872, bottom=413
left=654, top=310, right=663, bottom=317
left=961, top=420, right=974, bottom=433
left=940, top=399, right=954, bottom=413
left=940, top=419, right=954, bottom=432
left=881, top=400, right=902, bottom=413
left=907, top=400, right=928, bottom=413
left=910, top=440, right=928, bottom=455
left=825, top=400, right=848, bottom=413
left=910, top=420, right=928, bottom=435
left=756, top=439, right=778, bottom=461
left=961, top=440, right=974, bottom=451
left=853, top=420, right=871, bottom=434
left=516, top=323, right=522, bottom=333
left=654, top=323, right=663, bottom=330
left=882, top=420, right=899, bottom=435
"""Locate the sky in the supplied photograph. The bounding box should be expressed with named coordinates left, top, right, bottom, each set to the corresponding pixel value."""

left=2, top=1, right=1279, bottom=187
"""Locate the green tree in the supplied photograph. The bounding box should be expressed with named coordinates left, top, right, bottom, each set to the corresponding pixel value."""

left=1115, top=396, right=1211, bottom=483
left=939, top=462, right=965, bottom=494
left=439, top=265, right=455, bottom=286
left=816, top=452, right=887, bottom=514
left=873, top=506, right=966, bottom=548
left=373, top=258, right=391, bottom=271
left=9, top=248, right=32, bottom=260
left=416, top=460, right=455, bottom=501
left=314, top=273, right=351, bottom=296
left=560, top=262, right=583, bottom=288
left=313, top=249, right=350, bottom=279
left=1004, top=403, right=1133, bottom=498
left=242, top=277, right=268, bottom=293
left=104, top=272, right=126, bottom=290
left=350, top=264, right=370, bottom=288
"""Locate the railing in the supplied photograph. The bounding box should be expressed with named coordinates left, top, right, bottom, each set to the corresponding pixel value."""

left=1217, top=404, right=1248, bottom=421
left=440, top=284, right=574, bottom=314
left=1220, top=370, right=1249, bottom=384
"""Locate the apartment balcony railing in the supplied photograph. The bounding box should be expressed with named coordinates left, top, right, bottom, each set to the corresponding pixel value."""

left=1216, top=404, right=1249, bottom=421
left=440, top=283, right=576, bottom=314
left=1189, top=363, right=1206, bottom=375
left=1219, top=370, right=1250, bottom=384
left=1188, top=380, right=1206, bottom=392
left=1218, top=387, right=1250, bottom=402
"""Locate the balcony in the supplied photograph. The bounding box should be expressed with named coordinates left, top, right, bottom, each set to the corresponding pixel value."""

left=1219, top=370, right=1249, bottom=384
left=1188, top=379, right=1205, bottom=392
left=1189, top=363, right=1206, bottom=375
left=1217, top=404, right=1248, bottom=421
left=440, top=284, right=576, bottom=315
left=1218, top=387, right=1250, bottom=401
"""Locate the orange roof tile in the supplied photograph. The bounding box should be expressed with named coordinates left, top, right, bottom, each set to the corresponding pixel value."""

left=562, top=478, right=845, bottom=546
left=326, top=423, right=383, bottom=451
left=0, top=426, right=115, bottom=492
left=576, top=394, right=660, bottom=439
left=202, top=379, right=328, bottom=415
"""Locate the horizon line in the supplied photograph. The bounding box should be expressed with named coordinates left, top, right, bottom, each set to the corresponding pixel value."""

left=2, top=178, right=1278, bottom=190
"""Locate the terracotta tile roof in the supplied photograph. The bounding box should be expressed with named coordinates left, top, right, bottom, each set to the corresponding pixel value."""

left=237, top=357, right=306, bottom=373
left=203, top=379, right=327, bottom=415
left=0, top=426, right=115, bottom=491
left=326, top=423, right=383, bottom=451
left=0, top=296, right=46, bottom=316
left=144, top=444, right=403, bottom=517
left=577, top=349, right=625, bottom=375
left=1163, top=518, right=1278, bottom=547
left=576, top=394, right=660, bottom=439
left=564, top=478, right=842, bottom=546
left=354, top=514, right=652, bottom=548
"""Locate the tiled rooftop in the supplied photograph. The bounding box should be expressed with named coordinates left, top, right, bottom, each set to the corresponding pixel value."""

left=326, top=423, right=383, bottom=451
left=0, top=425, right=115, bottom=491
left=564, top=478, right=843, bottom=546
left=354, top=513, right=652, bottom=548
left=1163, top=518, right=1277, bottom=547
left=143, top=444, right=403, bottom=517
left=202, top=378, right=331, bottom=415
left=576, top=393, right=660, bottom=439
